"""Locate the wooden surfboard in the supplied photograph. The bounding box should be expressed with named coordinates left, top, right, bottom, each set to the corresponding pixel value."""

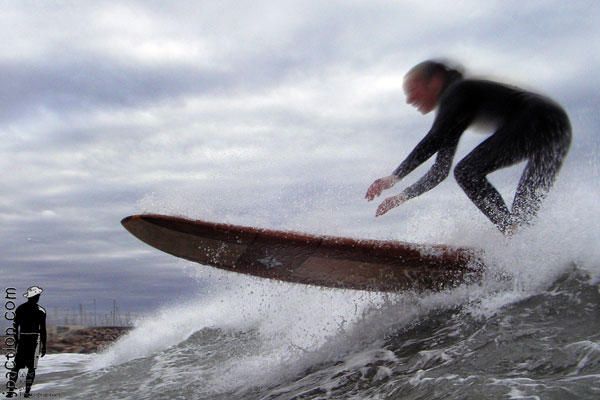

left=121, top=214, right=483, bottom=292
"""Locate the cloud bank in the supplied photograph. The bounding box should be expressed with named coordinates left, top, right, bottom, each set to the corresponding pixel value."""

left=1, top=0, right=599, bottom=314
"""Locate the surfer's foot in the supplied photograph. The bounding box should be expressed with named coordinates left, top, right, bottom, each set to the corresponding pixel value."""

left=502, top=222, right=520, bottom=237
left=24, top=393, right=31, bottom=398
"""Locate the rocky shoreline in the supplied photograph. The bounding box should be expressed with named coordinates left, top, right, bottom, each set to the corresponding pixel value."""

left=1, top=326, right=133, bottom=354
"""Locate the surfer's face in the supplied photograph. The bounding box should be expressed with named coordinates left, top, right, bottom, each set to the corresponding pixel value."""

left=403, top=72, right=442, bottom=114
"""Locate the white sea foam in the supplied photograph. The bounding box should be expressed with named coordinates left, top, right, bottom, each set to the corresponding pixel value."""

left=90, top=271, right=384, bottom=373
left=113, top=143, right=600, bottom=395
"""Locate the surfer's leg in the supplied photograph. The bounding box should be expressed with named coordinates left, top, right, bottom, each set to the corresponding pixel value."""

left=454, top=122, right=530, bottom=234
left=24, top=369, right=35, bottom=396
left=511, top=127, right=571, bottom=227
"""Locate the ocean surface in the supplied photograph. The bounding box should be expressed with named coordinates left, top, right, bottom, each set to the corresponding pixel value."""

left=6, top=175, right=600, bottom=400
left=8, top=247, right=600, bottom=399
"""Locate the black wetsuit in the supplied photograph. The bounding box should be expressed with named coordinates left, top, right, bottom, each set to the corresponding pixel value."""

left=7, top=301, right=47, bottom=396
left=392, top=79, right=571, bottom=234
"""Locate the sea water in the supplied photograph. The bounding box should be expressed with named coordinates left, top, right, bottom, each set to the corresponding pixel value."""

left=23, top=266, right=599, bottom=399
left=15, top=190, right=600, bottom=399
left=10, top=163, right=600, bottom=399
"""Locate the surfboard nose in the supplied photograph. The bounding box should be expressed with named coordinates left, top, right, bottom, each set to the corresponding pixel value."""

left=121, top=214, right=165, bottom=236
left=121, top=214, right=144, bottom=231
left=121, top=215, right=134, bottom=227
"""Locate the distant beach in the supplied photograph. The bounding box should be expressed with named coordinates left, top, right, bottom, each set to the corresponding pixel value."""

left=2, top=326, right=132, bottom=354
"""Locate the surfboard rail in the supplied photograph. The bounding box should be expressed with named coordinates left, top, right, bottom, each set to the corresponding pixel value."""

left=121, top=214, right=483, bottom=292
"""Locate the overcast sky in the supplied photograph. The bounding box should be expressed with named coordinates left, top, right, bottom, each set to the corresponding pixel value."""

left=2, top=0, right=599, bottom=318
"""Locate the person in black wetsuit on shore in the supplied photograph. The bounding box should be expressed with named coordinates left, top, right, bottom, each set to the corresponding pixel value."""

left=6, top=286, right=47, bottom=398
left=365, top=60, right=571, bottom=235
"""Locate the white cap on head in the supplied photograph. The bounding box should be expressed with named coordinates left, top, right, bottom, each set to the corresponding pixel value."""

left=23, top=286, right=43, bottom=298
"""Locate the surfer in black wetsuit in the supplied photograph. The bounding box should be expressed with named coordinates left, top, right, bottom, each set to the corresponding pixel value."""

left=6, top=286, right=47, bottom=398
left=365, top=60, right=571, bottom=235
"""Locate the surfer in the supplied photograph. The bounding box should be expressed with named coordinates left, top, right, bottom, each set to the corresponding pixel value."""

left=365, top=60, right=571, bottom=235
left=6, top=286, right=47, bottom=398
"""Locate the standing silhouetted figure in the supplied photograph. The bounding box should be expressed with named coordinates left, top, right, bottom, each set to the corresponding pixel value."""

left=6, top=286, right=47, bottom=398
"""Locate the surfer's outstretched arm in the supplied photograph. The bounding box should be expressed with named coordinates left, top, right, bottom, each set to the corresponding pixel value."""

left=400, top=139, right=459, bottom=200
left=366, top=128, right=445, bottom=201
left=392, top=129, right=445, bottom=180
left=368, top=103, right=468, bottom=212
left=367, top=87, right=471, bottom=203
left=375, top=140, right=459, bottom=216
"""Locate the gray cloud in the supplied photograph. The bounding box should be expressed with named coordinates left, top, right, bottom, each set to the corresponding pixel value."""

left=2, top=0, right=599, bottom=315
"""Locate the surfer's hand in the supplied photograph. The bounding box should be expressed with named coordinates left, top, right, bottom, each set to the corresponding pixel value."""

left=376, top=194, right=406, bottom=217
left=366, top=175, right=399, bottom=201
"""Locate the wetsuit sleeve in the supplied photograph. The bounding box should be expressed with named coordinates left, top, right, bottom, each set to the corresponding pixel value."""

left=392, top=90, right=471, bottom=181
left=14, top=305, right=22, bottom=340
left=400, top=137, right=460, bottom=200
left=391, top=83, right=472, bottom=198
left=391, top=127, right=445, bottom=181
left=39, top=307, right=47, bottom=348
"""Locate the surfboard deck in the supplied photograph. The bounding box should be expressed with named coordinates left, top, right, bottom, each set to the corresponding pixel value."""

left=121, top=214, right=483, bottom=292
